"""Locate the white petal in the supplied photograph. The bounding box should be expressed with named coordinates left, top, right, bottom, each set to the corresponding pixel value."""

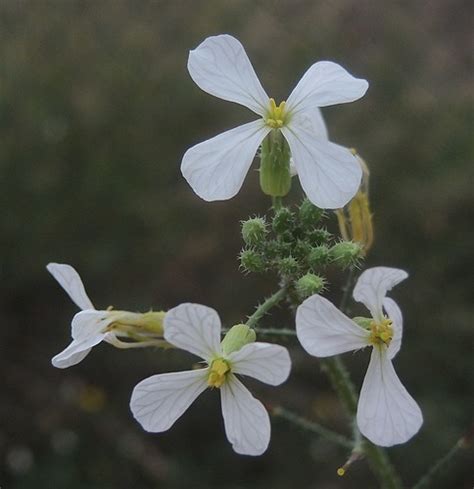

left=70, top=310, right=114, bottom=340
left=188, top=34, right=269, bottom=116
left=164, top=303, right=222, bottom=360
left=296, top=294, right=369, bottom=357
left=286, top=61, right=368, bottom=114
left=220, top=374, right=271, bottom=455
left=353, top=267, right=408, bottom=321
left=227, top=342, right=291, bottom=386
left=130, top=369, right=208, bottom=432
left=281, top=123, right=361, bottom=209
left=47, top=263, right=94, bottom=310
left=181, top=120, right=270, bottom=201
left=383, top=297, right=403, bottom=360
left=357, top=348, right=423, bottom=447
left=52, top=341, right=95, bottom=369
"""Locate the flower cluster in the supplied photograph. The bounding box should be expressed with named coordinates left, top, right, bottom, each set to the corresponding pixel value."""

left=48, top=34, right=424, bottom=470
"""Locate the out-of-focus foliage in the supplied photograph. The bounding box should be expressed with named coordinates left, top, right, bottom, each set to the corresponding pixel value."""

left=0, top=1, right=472, bottom=488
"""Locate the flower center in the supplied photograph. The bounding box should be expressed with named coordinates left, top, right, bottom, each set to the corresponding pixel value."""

left=207, top=358, right=231, bottom=388
left=368, top=318, right=394, bottom=347
left=265, top=98, right=287, bottom=129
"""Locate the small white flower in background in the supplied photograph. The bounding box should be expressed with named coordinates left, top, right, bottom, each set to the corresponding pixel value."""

left=47, top=263, right=165, bottom=368
left=182, top=34, right=368, bottom=208
left=296, top=267, right=423, bottom=447
left=130, top=303, right=291, bottom=455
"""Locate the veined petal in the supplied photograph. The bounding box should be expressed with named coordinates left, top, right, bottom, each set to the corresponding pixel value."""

left=227, top=342, right=291, bottom=386
left=130, top=369, right=208, bottom=432
left=353, top=267, right=408, bottom=322
left=164, top=303, right=222, bottom=361
left=70, top=310, right=114, bottom=340
left=286, top=61, right=368, bottom=114
left=52, top=339, right=96, bottom=369
left=220, top=374, right=271, bottom=455
left=281, top=123, right=361, bottom=209
left=188, top=34, right=269, bottom=116
left=181, top=120, right=270, bottom=201
left=47, top=263, right=94, bottom=310
left=357, top=348, right=423, bottom=447
left=296, top=294, right=369, bottom=357
left=383, top=298, right=403, bottom=360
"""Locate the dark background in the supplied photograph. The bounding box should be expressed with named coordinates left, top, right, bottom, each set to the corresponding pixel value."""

left=1, top=1, right=473, bottom=488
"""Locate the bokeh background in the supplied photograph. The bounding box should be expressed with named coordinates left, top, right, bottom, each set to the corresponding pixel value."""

left=1, top=1, right=473, bottom=488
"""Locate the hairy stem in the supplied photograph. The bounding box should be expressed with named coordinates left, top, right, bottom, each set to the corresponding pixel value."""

left=412, top=434, right=470, bottom=489
left=272, top=406, right=353, bottom=449
left=246, top=288, right=287, bottom=329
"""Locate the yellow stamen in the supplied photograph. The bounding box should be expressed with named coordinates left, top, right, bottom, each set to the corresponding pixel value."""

left=337, top=468, right=346, bottom=477
left=369, top=318, right=394, bottom=347
left=207, top=358, right=230, bottom=388
left=265, top=98, right=287, bottom=129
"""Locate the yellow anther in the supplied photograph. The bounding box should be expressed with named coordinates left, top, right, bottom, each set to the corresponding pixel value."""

left=265, top=98, right=287, bottom=129
left=207, top=358, right=230, bottom=388
left=369, top=318, right=394, bottom=347
left=337, top=468, right=346, bottom=477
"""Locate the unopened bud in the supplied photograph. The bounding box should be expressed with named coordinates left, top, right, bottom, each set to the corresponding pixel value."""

left=272, top=207, right=294, bottom=234
left=329, top=241, right=363, bottom=269
left=299, top=198, right=325, bottom=225
left=239, top=249, right=266, bottom=273
left=241, top=217, right=267, bottom=246
left=259, top=131, right=291, bottom=197
left=295, top=273, right=325, bottom=300
left=221, top=324, right=256, bottom=355
left=278, top=256, right=299, bottom=276
left=307, top=245, right=330, bottom=268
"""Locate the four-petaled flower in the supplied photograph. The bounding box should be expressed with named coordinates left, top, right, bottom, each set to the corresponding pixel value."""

left=47, top=263, right=165, bottom=368
left=296, top=267, right=423, bottom=446
left=182, top=34, right=368, bottom=208
left=130, top=303, right=292, bottom=455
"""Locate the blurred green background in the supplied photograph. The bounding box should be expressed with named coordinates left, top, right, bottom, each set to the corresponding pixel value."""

left=1, top=1, right=473, bottom=488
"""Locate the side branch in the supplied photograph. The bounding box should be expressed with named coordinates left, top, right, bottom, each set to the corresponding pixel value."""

left=246, top=288, right=287, bottom=329
left=272, top=406, right=353, bottom=449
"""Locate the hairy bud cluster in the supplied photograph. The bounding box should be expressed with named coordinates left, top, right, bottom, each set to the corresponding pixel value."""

left=239, top=199, right=365, bottom=294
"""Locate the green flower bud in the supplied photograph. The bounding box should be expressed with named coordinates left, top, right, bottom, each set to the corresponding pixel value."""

left=307, top=228, right=332, bottom=245
left=294, top=240, right=312, bottom=259
left=272, top=207, right=294, bottom=234
left=329, top=241, right=364, bottom=269
left=221, top=324, right=256, bottom=355
left=259, top=131, right=291, bottom=197
left=261, top=239, right=281, bottom=260
left=307, top=245, right=331, bottom=268
left=241, top=217, right=267, bottom=246
left=295, top=273, right=326, bottom=300
left=239, top=248, right=266, bottom=273
left=278, top=256, right=299, bottom=276
left=298, top=198, right=325, bottom=225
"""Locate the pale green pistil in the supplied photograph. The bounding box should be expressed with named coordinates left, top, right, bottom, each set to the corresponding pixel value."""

left=368, top=318, right=394, bottom=347
left=207, top=358, right=231, bottom=388
left=265, top=98, right=288, bottom=129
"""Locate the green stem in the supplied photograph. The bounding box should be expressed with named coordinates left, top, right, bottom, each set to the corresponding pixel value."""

left=273, top=406, right=353, bottom=449
left=246, top=288, right=287, bottom=329
left=253, top=327, right=297, bottom=337
left=272, top=195, right=283, bottom=210
left=412, top=435, right=469, bottom=489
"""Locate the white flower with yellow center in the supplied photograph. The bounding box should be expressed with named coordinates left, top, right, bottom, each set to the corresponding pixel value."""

left=47, top=263, right=165, bottom=368
left=130, top=303, right=291, bottom=456
left=296, top=267, right=423, bottom=446
left=182, top=34, right=368, bottom=208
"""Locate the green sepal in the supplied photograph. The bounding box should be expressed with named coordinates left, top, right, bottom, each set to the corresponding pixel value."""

left=221, top=324, right=257, bottom=355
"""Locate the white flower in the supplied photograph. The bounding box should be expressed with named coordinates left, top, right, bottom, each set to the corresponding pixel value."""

left=47, top=263, right=165, bottom=368
left=130, top=303, right=291, bottom=455
left=182, top=34, right=368, bottom=208
left=296, top=267, right=423, bottom=446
